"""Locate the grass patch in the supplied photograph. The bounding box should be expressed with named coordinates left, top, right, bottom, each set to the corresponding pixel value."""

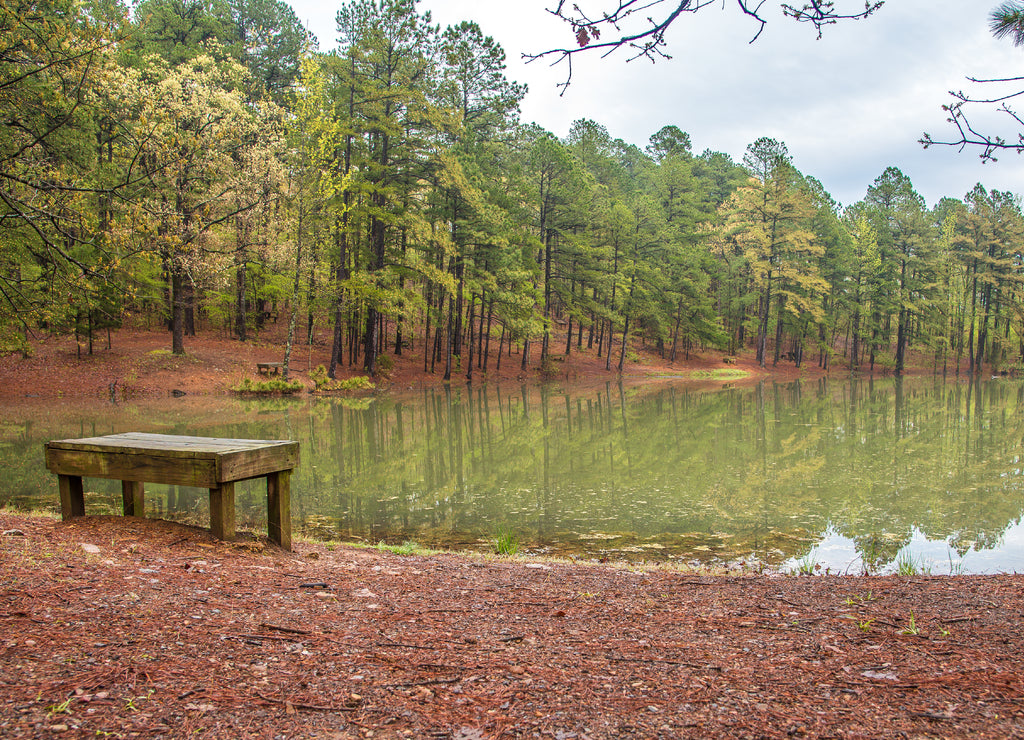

left=492, top=527, right=520, bottom=556
left=901, top=611, right=921, bottom=636
left=374, top=540, right=439, bottom=557
left=895, top=550, right=931, bottom=576
left=791, top=552, right=820, bottom=576
left=310, top=365, right=375, bottom=393
left=231, top=377, right=303, bottom=395
left=0, top=503, right=59, bottom=519
left=689, top=368, right=750, bottom=380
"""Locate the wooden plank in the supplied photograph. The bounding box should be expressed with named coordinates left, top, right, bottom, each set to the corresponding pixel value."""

left=46, top=447, right=219, bottom=487
left=267, top=470, right=291, bottom=551
left=58, top=474, right=84, bottom=519
left=47, top=433, right=293, bottom=457
left=121, top=480, right=145, bottom=517
left=218, top=443, right=299, bottom=483
left=209, top=481, right=236, bottom=541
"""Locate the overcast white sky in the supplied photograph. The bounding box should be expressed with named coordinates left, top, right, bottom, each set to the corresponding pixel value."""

left=286, top=0, right=1023, bottom=209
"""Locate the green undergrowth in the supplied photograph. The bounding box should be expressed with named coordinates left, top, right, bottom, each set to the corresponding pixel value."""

left=373, top=540, right=441, bottom=557
left=0, top=503, right=59, bottom=519
left=309, top=365, right=375, bottom=393
left=688, top=368, right=751, bottom=380
left=231, top=377, right=303, bottom=395
left=492, top=527, right=520, bottom=556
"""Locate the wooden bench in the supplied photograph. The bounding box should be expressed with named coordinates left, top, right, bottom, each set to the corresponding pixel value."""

left=257, top=362, right=283, bottom=375
left=44, top=433, right=300, bottom=550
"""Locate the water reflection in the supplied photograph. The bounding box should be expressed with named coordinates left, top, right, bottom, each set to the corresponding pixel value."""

left=2, top=377, right=1023, bottom=573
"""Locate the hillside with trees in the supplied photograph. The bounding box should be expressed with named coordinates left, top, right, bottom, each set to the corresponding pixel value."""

left=3, top=0, right=1023, bottom=382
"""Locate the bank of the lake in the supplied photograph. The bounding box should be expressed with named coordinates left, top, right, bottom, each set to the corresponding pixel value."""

left=1, top=511, right=1022, bottom=739
left=0, top=326, right=817, bottom=402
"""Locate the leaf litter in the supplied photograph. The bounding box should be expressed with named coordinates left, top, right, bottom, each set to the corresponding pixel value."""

left=1, top=512, right=1023, bottom=739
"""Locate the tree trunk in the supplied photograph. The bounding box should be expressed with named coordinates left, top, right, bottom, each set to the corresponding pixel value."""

left=234, top=241, right=247, bottom=341
left=171, top=266, right=185, bottom=355
left=283, top=197, right=304, bottom=381
left=465, top=294, right=475, bottom=382
left=772, top=295, right=785, bottom=367
left=483, top=299, right=493, bottom=371
left=755, top=273, right=772, bottom=368
left=443, top=296, right=453, bottom=381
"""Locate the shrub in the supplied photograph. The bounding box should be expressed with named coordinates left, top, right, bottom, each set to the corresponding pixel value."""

left=540, top=357, right=561, bottom=377
left=310, top=365, right=375, bottom=393
left=374, top=353, right=394, bottom=377
left=231, top=377, right=303, bottom=395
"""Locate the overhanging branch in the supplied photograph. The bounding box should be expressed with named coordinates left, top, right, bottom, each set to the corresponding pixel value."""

left=921, top=78, right=1024, bottom=162
left=526, top=0, right=883, bottom=91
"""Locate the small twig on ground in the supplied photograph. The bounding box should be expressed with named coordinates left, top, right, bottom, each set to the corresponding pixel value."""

left=232, top=633, right=297, bottom=642
left=254, top=692, right=352, bottom=712
left=383, top=677, right=462, bottom=688
left=260, top=623, right=311, bottom=635
left=608, top=655, right=722, bottom=670
left=377, top=641, right=440, bottom=651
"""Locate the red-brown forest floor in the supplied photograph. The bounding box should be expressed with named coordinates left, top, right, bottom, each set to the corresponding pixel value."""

left=2, top=513, right=1023, bottom=739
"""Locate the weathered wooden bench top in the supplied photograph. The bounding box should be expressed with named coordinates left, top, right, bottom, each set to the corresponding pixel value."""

left=45, top=433, right=299, bottom=550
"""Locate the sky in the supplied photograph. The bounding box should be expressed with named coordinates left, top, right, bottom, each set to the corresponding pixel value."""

left=285, top=0, right=1023, bottom=209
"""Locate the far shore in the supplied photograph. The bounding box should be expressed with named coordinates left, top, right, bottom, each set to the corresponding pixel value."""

left=0, top=323, right=946, bottom=402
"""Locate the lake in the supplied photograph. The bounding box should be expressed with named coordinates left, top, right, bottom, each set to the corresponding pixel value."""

left=3, top=377, right=1023, bottom=575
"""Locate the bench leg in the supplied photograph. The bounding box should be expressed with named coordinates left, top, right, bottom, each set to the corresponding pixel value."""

left=58, top=475, right=85, bottom=519
left=121, top=481, right=145, bottom=517
left=267, top=470, right=292, bottom=551
left=209, top=482, right=236, bottom=541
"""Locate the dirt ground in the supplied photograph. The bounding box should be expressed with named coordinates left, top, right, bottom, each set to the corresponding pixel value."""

left=2, top=512, right=1023, bottom=739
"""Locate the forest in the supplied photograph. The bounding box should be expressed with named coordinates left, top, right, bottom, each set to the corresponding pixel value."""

left=3, top=0, right=1023, bottom=381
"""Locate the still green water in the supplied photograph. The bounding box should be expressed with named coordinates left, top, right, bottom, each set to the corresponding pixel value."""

left=3, top=378, right=1023, bottom=574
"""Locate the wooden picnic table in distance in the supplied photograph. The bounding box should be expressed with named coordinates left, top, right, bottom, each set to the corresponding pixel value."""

left=44, top=433, right=300, bottom=550
left=256, top=362, right=283, bottom=375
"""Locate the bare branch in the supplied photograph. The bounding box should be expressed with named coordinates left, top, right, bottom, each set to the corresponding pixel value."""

left=782, top=1, right=884, bottom=39
left=921, top=75, right=1024, bottom=162
left=525, top=0, right=884, bottom=90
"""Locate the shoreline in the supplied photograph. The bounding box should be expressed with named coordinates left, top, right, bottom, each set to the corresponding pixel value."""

left=0, top=325, right=887, bottom=402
